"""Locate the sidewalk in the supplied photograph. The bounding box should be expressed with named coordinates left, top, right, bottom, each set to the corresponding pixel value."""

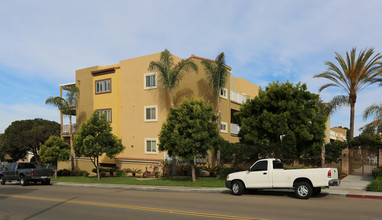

left=52, top=175, right=382, bottom=199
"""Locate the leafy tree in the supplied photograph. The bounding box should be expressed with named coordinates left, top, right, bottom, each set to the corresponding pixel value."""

left=39, top=136, right=70, bottom=166
left=220, top=141, right=261, bottom=166
left=324, top=141, right=347, bottom=163
left=1, top=119, right=60, bottom=165
left=201, top=52, right=228, bottom=165
left=236, top=81, right=328, bottom=162
left=74, top=112, right=124, bottom=180
left=148, top=49, right=198, bottom=176
left=0, top=134, right=6, bottom=161
left=314, top=48, right=382, bottom=140
left=362, top=103, right=382, bottom=135
left=159, top=98, right=219, bottom=182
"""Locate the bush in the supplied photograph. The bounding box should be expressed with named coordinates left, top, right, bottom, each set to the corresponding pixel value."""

left=57, top=169, right=71, bottom=176
left=372, top=167, right=382, bottom=179
left=116, top=170, right=125, bottom=177
left=100, top=171, right=106, bottom=177
left=92, top=167, right=108, bottom=174
left=217, top=167, right=244, bottom=179
left=366, top=177, right=382, bottom=192
left=201, top=164, right=220, bottom=177
left=71, top=170, right=86, bottom=176
left=83, top=171, right=89, bottom=177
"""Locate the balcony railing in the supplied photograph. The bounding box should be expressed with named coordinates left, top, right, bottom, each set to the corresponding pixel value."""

left=62, top=124, right=77, bottom=134
left=230, top=91, right=247, bottom=104
left=230, top=123, right=240, bottom=135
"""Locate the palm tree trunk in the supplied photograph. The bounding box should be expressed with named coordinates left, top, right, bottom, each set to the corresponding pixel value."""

left=350, top=101, right=355, bottom=140
left=169, top=89, right=177, bottom=176
left=216, top=94, right=221, bottom=166
left=69, top=115, right=75, bottom=171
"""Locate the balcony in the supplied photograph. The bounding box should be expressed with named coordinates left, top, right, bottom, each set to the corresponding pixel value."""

left=230, top=123, right=240, bottom=135
left=62, top=124, right=77, bottom=134
left=230, top=91, right=247, bottom=104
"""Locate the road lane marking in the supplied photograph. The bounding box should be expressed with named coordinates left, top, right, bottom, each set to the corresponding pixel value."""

left=0, top=194, right=265, bottom=220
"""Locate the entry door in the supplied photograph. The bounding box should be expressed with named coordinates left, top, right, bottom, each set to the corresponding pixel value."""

left=245, top=161, right=272, bottom=188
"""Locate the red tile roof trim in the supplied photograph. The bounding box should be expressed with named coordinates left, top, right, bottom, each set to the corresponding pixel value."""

left=186, top=55, right=232, bottom=69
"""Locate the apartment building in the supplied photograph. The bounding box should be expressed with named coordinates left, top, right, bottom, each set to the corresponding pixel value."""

left=58, top=52, right=259, bottom=172
left=330, top=126, right=347, bottom=142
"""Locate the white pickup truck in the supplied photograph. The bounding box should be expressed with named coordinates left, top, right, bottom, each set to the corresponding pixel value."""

left=225, top=158, right=340, bottom=199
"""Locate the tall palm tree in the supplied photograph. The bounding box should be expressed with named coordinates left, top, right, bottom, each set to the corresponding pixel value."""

left=314, top=48, right=382, bottom=140
left=201, top=52, right=228, bottom=165
left=148, top=49, right=198, bottom=176
left=148, top=49, right=198, bottom=107
left=45, top=86, right=79, bottom=171
left=363, top=103, right=382, bottom=134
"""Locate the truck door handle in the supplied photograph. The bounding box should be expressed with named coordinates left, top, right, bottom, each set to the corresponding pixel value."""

left=263, top=172, right=267, bottom=175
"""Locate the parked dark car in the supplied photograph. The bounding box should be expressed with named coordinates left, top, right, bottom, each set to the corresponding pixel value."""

left=0, top=162, right=53, bottom=186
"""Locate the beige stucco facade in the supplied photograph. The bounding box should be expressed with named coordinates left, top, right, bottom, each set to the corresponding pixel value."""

left=58, top=52, right=259, bottom=173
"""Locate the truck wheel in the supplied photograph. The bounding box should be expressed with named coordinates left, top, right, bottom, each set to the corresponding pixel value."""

left=20, top=176, right=28, bottom=186
left=313, top=187, right=321, bottom=196
left=42, top=179, right=51, bottom=185
left=231, top=181, right=245, bottom=196
left=0, top=176, right=5, bottom=185
left=295, top=182, right=312, bottom=199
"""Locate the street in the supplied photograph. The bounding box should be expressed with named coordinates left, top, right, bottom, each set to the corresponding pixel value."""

left=0, top=184, right=381, bottom=220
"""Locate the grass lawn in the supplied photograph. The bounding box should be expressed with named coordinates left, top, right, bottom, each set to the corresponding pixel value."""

left=52, top=176, right=226, bottom=188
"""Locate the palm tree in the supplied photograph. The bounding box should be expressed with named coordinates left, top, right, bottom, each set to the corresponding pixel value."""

left=314, top=48, right=382, bottom=140
left=201, top=52, right=228, bottom=165
left=148, top=49, right=198, bottom=107
left=45, top=86, right=79, bottom=171
left=363, top=103, right=382, bottom=134
left=148, top=49, right=198, bottom=176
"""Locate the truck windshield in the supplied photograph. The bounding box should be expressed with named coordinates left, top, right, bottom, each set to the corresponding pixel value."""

left=17, top=163, right=36, bottom=169
left=273, top=160, right=284, bottom=169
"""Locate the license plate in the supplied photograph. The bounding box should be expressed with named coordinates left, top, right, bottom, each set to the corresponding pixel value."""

left=41, top=176, right=47, bottom=179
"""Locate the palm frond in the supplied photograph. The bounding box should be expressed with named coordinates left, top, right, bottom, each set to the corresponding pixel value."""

left=363, top=103, right=382, bottom=121
left=327, top=95, right=349, bottom=115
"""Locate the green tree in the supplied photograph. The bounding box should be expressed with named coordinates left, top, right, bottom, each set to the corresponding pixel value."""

left=201, top=52, right=228, bottom=165
left=0, top=134, right=6, bottom=161
left=236, top=81, right=328, bottom=162
left=314, top=48, right=382, bottom=140
left=45, top=85, right=79, bottom=171
left=148, top=49, right=198, bottom=176
left=39, top=136, right=70, bottom=166
left=362, top=103, right=382, bottom=135
left=324, top=141, right=347, bottom=163
left=148, top=49, right=198, bottom=107
left=159, top=98, right=219, bottom=182
left=1, top=119, right=60, bottom=165
left=74, top=112, right=124, bottom=180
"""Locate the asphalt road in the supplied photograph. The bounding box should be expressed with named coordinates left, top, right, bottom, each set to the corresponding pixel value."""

left=0, top=183, right=381, bottom=220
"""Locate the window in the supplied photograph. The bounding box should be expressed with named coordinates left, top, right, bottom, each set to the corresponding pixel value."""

left=144, top=106, right=157, bottom=121
left=144, top=73, right=157, bottom=89
left=220, top=88, right=228, bottom=99
left=220, top=122, right=228, bottom=133
left=97, top=109, right=112, bottom=122
left=95, top=79, right=111, bottom=94
left=145, top=139, right=158, bottom=153
left=250, top=161, right=268, bottom=172
left=273, top=160, right=284, bottom=169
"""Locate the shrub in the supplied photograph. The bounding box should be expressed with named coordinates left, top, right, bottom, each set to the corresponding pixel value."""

left=92, top=167, right=108, bottom=174
left=125, top=168, right=142, bottom=177
left=372, top=167, right=382, bottom=179
left=83, top=171, right=89, bottom=177
left=366, top=177, right=382, bottom=192
left=217, top=167, right=244, bottom=179
left=71, top=170, right=86, bottom=176
left=57, top=169, right=71, bottom=176
left=201, top=164, right=220, bottom=177
left=100, top=171, right=106, bottom=177
left=116, top=170, right=125, bottom=177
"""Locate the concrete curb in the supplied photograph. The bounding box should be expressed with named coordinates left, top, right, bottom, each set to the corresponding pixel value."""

left=52, top=182, right=382, bottom=199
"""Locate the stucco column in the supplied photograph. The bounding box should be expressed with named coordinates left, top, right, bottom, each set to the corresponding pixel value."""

left=341, top=148, right=350, bottom=176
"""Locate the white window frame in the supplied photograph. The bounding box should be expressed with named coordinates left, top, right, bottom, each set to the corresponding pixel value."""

left=220, top=122, right=228, bottom=133
left=95, top=79, right=111, bottom=94
left=144, top=73, right=157, bottom=89
left=144, top=105, right=158, bottom=122
left=220, top=88, right=228, bottom=99
left=97, top=109, right=112, bottom=122
left=145, top=138, right=158, bottom=154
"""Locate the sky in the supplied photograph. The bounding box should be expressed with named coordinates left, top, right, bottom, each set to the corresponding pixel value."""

left=1, top=0, right=382, bottom=135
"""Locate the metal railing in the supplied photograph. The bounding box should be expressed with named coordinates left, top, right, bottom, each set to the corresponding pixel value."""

left=62, top=124, right=77, bottom=134
left=230, top=123, right=240, bottom=135
left=230, top=91, right=247, bottom=104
